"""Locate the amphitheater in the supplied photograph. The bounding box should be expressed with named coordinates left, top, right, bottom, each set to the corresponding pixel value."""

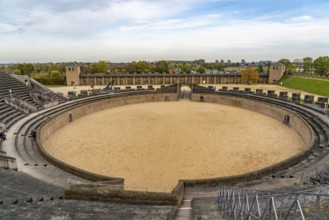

left=1, top=73, right=329, bottom=219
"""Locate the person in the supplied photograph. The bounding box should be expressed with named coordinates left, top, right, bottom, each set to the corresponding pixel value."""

left=29, top=129, right=37, bottom=141
left=0, top=131, right=6, bottom=141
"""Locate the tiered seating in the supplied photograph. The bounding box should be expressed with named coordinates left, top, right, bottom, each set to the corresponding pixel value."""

left=0, top=168, right=64, bottom=205
left=0, top=99, right=26, bottom=129
left=0, top=199, right=177, bottom=219
left=0, top=73, right=60, bottom=128
left=0, top=74, right=42, bottom=109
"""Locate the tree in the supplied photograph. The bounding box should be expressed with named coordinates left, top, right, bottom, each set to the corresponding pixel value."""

left=241, top=67, right=259, bottom=84
left=314, top=56, right=329, bottom=76
left=194, top=59, right=205, bottom=65
left=135, top=61, right=150, bottom=74
left=279, top=58, right=292, bottom=74
left=303, top=57, right=313, bottom=74
left=127, top=61, right=150, bottom=74
left=49, top=70, right=61, bottom=78
left=181, top=63, right=191, bottom=73
left=196, top=65, right=206, bottom=74
left=256, top=64, right=263, bottom=73
left=23, top=64, right=35, bottom=75
left=293, top=59, right=303, bottom=73
left=90, top=61, right=109, bottom=74
left=155, top=60, right=169, bottom=73
left=13, top=69, right=21, bottom=75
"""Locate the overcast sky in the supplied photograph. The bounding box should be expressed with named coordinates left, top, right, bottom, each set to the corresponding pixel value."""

left=0, top=0, right=329, bottom=63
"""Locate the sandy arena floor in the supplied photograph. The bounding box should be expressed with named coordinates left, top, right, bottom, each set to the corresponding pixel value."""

left=43, top=101, right=306, bottom=191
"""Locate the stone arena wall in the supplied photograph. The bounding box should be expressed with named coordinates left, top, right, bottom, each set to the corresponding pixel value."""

left=37, top=91, right=315, bottom=205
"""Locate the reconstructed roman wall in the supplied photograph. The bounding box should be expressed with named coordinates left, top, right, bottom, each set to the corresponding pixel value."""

left=79, top=73, right=269, bottom=86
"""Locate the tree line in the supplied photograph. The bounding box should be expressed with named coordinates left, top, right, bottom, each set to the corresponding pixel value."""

left=0, top=56, right=328, bottom=85
left=279, top=56, right=329, bottom=76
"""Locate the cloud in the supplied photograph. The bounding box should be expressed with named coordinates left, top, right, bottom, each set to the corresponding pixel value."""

left=120, top=14, right=222, bottom=31
left=0, top=0, right=329, bottom=62
left=288, top=15, right=313, bottom=23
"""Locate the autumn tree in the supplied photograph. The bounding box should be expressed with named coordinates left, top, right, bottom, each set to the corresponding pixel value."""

left=314, top=56, right=329, bottom=76
left=241, top=67, right=259, bottom=84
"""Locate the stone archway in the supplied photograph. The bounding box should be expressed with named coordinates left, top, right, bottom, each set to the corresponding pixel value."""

left=177, top=83, right=194, bottom=100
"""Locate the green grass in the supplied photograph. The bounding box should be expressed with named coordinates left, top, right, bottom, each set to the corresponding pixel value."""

left=276, top=76, right=329, bottom=97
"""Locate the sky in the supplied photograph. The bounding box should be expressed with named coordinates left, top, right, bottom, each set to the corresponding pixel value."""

left=0, top=0, right=329, bottom=63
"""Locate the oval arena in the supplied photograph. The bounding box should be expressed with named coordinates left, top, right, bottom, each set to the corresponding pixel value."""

left=43, top=95, right=306, bottom=191
left=35, top=83, right=318, bottom=194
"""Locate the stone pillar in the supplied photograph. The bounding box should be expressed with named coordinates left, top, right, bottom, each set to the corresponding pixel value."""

left=267, top=90, right=277, bottom=97
left=244, top=88, right=251, bottom=94
left=291, top=93, right=301, bottom=103
left=316, top=97, right=329, bottom=108
left=279, top=91, right=289, bottom=100
left=304, top=95, right=314, bottom=104
left=256, top=89, right=263, bottom=95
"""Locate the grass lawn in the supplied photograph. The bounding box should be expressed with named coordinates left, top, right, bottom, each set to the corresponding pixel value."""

left=277, top=76, right=329, bottom=97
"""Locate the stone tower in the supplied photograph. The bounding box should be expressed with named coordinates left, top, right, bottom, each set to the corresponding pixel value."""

left=65, top=63, right=81, bottom=86
left=268, top=62, right=285, bottom=84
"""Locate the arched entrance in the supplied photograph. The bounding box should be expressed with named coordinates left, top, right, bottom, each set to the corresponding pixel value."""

left=177, top=83, right=193, bottom=100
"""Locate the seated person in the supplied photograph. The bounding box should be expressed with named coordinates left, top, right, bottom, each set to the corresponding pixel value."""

left=0, top=131, right=6, bottom=141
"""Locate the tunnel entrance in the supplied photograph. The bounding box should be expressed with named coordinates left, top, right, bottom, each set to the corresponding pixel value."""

left=178, top=84, right=192, bottom=100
